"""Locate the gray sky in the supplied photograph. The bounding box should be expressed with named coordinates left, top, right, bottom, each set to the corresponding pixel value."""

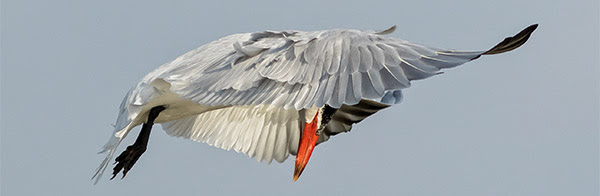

left=1, top=0, right=598, bottom=195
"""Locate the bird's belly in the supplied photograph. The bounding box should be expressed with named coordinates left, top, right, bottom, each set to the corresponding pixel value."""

left=134, top=78, right=227, bottom=124
left=154, top=100, right=225, bottom=123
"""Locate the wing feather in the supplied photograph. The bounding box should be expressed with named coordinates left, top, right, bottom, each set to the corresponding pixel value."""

left=335, top=73, right=349, bottom=107
left=339, top=39, right=351, bottom=73
left=348, top=46, right=361, bottom=73
left=360, top=72, right=381, bottom=99
left=155, top=27, right=526, bottom=109
left=162, top=105, right=301, bottom=163
left=351, top=72, right=363, bottom=100
left=321, top=75, right=338, bottom=107
left=344, top=75, right=360, bottom=105
left=254, top=112, right=270, bottom=161
left=273, top=108, right=289, bottom=162
left=358, top=46, right=373, bottom=72
left=368, top=45, right=386, bottom=70
left=368, top=69, right=385, bottom=95
left=328, top=38, right=343, bottom=74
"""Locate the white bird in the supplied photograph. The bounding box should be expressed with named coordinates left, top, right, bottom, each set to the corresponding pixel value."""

left=92, top=24, right=537, bottom=184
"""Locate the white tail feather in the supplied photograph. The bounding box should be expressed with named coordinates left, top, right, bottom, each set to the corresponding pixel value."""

left=91, top=123, right=135, bottom=184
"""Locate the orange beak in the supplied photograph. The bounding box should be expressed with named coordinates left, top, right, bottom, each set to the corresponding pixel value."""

left=293, top=112, right=320, bottom=181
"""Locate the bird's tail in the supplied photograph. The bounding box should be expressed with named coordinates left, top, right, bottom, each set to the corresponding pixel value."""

left=91, top=135, right=121, bottom=184
left=91, top=89, right=138, bottom=184
left=91, top=123, right=136, bottom=184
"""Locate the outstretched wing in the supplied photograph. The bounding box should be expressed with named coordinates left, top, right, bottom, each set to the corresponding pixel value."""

left=132, top=24, right=536, bottom=110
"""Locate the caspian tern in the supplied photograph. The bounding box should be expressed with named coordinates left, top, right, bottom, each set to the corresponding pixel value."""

left=92, top=24, right=537, bottom=184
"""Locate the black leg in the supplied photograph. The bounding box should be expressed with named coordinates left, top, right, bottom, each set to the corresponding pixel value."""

left=111, top=106, right=166, bottom=180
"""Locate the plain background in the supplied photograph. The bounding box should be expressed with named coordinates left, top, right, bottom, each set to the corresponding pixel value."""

left=1, top=0, right=598, bottom=195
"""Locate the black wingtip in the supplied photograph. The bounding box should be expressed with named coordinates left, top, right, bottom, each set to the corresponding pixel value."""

left=482, top=24, right=538, bottom=55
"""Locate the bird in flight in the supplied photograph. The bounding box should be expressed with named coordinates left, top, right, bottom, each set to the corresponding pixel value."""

left=92, top=24, right=537, bottom=184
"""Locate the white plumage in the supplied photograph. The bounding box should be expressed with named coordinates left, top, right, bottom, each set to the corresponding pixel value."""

left=163, top=104, right=302, bottom=163
left=93, top=24, right=537, bottom=184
